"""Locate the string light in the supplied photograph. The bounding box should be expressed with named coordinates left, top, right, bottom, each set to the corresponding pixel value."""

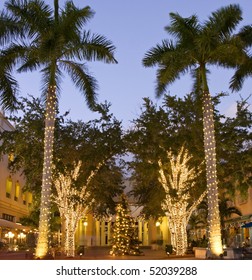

left=110, top=195, right=142, bottom=256
left=202, top=90, right=223, bottom=257
left=158, top=146, right=205, bottom=256
left=53, top=160, right=103, bottom=257
left=35, top=85, right=57, bottom=259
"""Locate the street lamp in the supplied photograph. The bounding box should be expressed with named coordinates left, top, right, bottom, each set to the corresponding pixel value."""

left=18, top=232, right=26, bottom=243
left=83, top=219, right=88, bottom=246
left=5, top=231, right=14, bottom=244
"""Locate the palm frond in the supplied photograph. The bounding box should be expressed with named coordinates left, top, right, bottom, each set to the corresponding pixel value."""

left=0, top=10, right=22, bottom=44
left=61, top=2, right=94, bottom=37
left=79, top=31, right=117, bottom=63
left=59, top=60, right=98, bottom=110
left=142, top=40, right=173, bottom=67
left=238, top=25, right=252, bottom=47
left=230, top=59, right=252, bottom=92
left=204, top=4, right=242, bottom=39
left=165, top=12, right=200, bottom=43
left=6, top=0, right=53, bottom=38
left=0, top=70, right=18, bottom=111
left=155, top=56, right=192, bottom=98
left=210, top=37, right=248, bottom=68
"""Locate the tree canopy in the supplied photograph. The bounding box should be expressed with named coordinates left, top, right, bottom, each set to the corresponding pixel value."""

left=126, top=93, right=252, bottom=218
left=0, top=96, right=126, bottom=217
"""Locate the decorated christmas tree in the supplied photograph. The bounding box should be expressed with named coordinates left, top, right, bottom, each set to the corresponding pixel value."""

left=110, top=195, right=143, bottom=256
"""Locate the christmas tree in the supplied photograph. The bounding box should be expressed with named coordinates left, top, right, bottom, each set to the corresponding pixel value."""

left=110, top=195, right=143, bottom=256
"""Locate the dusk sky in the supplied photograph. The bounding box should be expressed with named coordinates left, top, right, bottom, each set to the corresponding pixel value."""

left=1, top=0, right=252, bottom=128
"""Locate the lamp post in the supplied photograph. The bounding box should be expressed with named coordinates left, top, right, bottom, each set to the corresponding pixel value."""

left=5, top=231, right=14, bottom=244
left=18, top=232, right=26, bottom=244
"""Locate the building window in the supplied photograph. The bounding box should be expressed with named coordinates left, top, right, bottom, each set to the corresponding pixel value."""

left=8, top=153, right=15, bottom=162
left=6, top=177, right=12, bottom=198
left=14, top=181, right=20, bottom=201
left=26, top=192, right=33, bottom=207
left=22, top=193, right=26, bottom=205
left=2, top=213, right=15, bottom=222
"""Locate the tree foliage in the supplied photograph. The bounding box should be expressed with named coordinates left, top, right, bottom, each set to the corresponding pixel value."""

left=0, top=96, right=125, bottom=217
left=126, top=93, right=252, bottom=218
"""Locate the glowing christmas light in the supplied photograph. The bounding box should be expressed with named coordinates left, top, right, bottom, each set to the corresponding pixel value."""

left=35, top=85, right=57, bottom=259
left=53, top=160, right=103, bottom=257
left=158, top=145, right=206, bottom=256
left=202, top=90, right=223, bottom=257
left=110, top=195, right=142, bottom=256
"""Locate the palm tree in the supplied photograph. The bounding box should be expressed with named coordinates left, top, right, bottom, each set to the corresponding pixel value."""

left=142, top=5, right=248, bottom=257
left=1, top=0, right=117, bottom=258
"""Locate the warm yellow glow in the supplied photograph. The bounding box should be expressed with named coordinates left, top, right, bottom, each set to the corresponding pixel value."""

left=158, top=146, right=205, bottom=256
left=202, top=91, right=223, bottom=257
left=5, top=231, right=14, bottom=239
left=52, top=160, right=103, bottom=257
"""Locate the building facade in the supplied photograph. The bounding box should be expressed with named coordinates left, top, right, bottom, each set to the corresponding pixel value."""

left=74, top=180, right=172, bottom=249
left=225, top=187, right=252, bottom=247
left=0, top=110, right=31, bottom=248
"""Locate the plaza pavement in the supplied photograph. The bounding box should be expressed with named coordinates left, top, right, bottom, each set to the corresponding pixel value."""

left=0, top=247, right=197, bottom=260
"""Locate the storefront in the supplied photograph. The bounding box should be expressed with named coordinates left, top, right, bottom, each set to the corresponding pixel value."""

left=225, top=215, right=252, bottom=247
left=0, top=218, right=30, bottom=251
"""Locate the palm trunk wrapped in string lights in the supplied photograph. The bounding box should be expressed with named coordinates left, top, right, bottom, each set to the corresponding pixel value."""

left=158, top=146, right=206, bottom=256
left=202, top=88, right=223, bottom=257
left=35, top=85, right=57, bottom=258
left=53, top=161, right=103, bottom=257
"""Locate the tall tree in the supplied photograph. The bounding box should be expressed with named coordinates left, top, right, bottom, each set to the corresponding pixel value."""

left=0, top=0, right=117, bottom=258
left=142, top=5, right=249, bottom=257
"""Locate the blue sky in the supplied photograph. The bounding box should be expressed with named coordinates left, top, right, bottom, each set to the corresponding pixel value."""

left=1, top=0, right=252, bottom=128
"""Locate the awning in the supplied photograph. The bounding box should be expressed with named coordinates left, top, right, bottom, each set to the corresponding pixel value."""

left=241, top=222, right=252, bottom=228
left=0, top=219, right=30, bottom=230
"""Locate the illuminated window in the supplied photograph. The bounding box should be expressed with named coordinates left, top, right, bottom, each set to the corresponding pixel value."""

left=22, top=193, right=26, bottom=205
left=14, top=181, right=20, bottom=201
left=26, top=192, right=33, bottom=207
left=8, top=153, right=14, bottom=162
left=6, top=177, right=12, bottom=198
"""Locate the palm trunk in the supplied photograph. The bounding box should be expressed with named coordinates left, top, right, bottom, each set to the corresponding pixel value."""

left=201, top=70, right=223, bottom=256
left=35, top=85, right=57, bottom=258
